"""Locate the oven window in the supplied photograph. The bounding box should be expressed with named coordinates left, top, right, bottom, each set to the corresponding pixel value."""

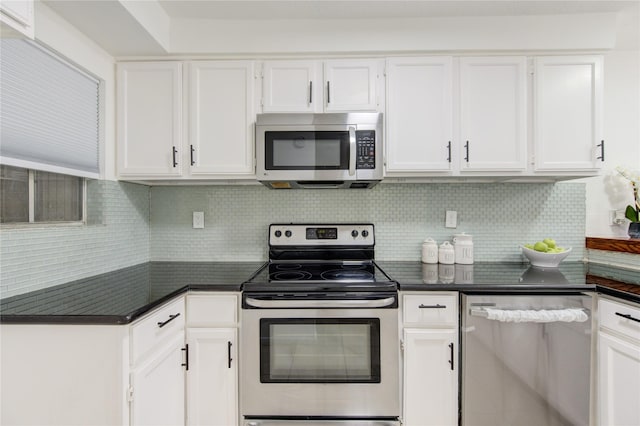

left=265, top=131, right=349, bottom=170
left=259, top=318, right=381, bottom=383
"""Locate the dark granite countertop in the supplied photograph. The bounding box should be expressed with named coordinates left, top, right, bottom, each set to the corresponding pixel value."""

left=0, top=261, right=265, bottom=324
left=1, top=260, right=638, bottom=325
left=378, top=261, right=640, bottom=303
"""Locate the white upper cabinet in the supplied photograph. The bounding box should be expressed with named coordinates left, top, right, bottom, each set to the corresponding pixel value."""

left=533, top=56, right=604, bottom=171
left=117, top=60, right=257, bottom=180
left=262, top=60, right=321, bottom=112
left=261, top=59, right=381, bottom=113
left=0, top=0, right=34, bottom=38
left=188, top=61, right=255, bottom=176
left=117, top=62, right=183, bottom=177
left=385, top=57, right=453, bottom=173
left=459, top=56, right=527, bottom=172
left=324, top=59, right=379, bottom=112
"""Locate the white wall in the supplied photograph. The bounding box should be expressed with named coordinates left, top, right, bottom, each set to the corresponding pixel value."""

left=35, top=2, right=117, bottom=180
left=584, top=5, right=640, bottom=238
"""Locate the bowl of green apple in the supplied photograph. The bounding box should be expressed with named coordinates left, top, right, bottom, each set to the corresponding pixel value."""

left=521, top=238, right=572, bottom=268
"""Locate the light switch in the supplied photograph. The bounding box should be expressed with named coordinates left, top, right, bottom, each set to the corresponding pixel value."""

left=193, top=212, right=204, bottom=229
left=445, top=210, right=457, bottom=228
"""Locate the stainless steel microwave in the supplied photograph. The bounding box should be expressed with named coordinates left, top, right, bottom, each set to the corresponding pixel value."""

left=255, top=113, right=383, bottom=189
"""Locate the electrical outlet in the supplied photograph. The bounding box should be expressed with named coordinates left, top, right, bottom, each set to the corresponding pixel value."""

left=445, top=210, right=457, bottom=228
left=193, top=212, right=205, bottom=229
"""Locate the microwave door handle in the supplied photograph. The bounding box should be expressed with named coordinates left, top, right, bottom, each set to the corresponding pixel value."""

left=348, top=126, right=356, bottom=176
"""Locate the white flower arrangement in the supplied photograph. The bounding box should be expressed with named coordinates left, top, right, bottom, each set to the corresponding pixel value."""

left=616, top=166, right=640, bottom=222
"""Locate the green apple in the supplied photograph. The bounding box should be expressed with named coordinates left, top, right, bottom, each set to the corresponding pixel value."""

left=543, top=238, right=556, bottom=249
left=533, top=241, right=549, bottom=252
left=524, top=244, right=534, bottom=249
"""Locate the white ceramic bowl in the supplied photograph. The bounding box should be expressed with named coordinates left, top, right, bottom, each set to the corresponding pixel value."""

left=520, top=246, right=572, bottom=268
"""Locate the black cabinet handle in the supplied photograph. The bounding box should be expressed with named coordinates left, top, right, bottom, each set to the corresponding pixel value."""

left=449, top=342, right=454, bottom=370
left=615, top=312, right=640, bottom=323
left=190, top=145, right=195, bottom=166
left=446, top=141, right=452, bottom=163
left=172, top=146, right=178, bottom=168
left=157, top=313, right=180, bottom=328
left=181, top=344, right=189, bottom=371
left=464, top=141, right=470, bottom=163
left=327, top=81, right=331, bottom=104
left=309, top=81, right=313, bottom=104
left=419, top=304, right=446, bottom=309
left=228, top=341, right=233, bottom=368
left=597, top=140, right=605, bottom=162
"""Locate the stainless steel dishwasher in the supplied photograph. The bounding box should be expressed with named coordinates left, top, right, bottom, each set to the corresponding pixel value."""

left=461, top=293, right=593, bottom=426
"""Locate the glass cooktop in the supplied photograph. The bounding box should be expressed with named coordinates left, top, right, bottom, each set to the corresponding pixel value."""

left=243, top=260, right=398, bottom=292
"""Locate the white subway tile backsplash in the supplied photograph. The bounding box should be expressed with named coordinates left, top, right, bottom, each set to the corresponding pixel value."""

left=150, top=182, right=586, bottom=263
left=0, top=181, right=150, bottom=299
left=2, top=180, right=594, bottom=299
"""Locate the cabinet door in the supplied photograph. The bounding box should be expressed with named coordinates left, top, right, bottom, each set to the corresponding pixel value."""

left=189, top=61, right=255, bottom=176
left=117, top=62, right=183, bottom=177
left=386, top=57, right=453, bottom=173
left=262, top=60, right=320, bottom=112
left=324, top=59, right=379, bottom=112
left=0, top=0, right=34, bottom=38
left=130, top=333, right=186, bottom=426
left=534, top=56, right=603, bottom=171
left=459, top=57, right=527, bottom=171
left=598, top=332, right=640, bottom=426
left=403, top=328, right=458, bottom=426
left=186, top=328, right=237, bottom=426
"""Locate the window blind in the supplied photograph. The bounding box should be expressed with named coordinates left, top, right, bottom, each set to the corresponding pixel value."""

left=0, top=39, right=100, bottom=178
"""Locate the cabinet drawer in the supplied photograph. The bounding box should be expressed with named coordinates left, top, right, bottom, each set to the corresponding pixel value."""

left=403, top=294, right=457, bottom=327
left=599, top=298, right=640, bottom=342
left=186, top=293, right=238, bottom=327
left=131, top=296, right=185, bottom=364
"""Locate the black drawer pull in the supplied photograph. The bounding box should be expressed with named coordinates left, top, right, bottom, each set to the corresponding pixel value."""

left=419, top=304, right=447, bottom=309
left=228, top=341, right=233, bottom=368
left=615, top=312, right=640, bottom=324
left=448, top=342, right=454, bottom=370
left=157, top=313, right=180, bottom=328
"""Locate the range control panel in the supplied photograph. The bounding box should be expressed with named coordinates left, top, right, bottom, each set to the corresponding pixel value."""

left=270, top=224, right=374, bottom=246
left=356, top=130, right=376, bottom=169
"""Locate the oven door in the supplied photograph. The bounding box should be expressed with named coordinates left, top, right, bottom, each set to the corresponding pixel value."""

left=240, top=293, right=400, bottom=419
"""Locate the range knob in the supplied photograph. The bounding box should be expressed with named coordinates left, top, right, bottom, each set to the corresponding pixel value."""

left=285, top=230, right=292, bottom=238
left=351, top=230, right=359, bottom=238
left=361, top=230, right=369, bottom=238
left=274, top=230, right=282, bottom=238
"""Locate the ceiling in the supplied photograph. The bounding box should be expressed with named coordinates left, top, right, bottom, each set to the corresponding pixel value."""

left=157, top=0, right=637, bottom=20
left=42, top=0, right=639, bottom=56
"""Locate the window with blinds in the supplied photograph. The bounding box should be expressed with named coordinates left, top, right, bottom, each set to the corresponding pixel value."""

left=0, top=38, right=100, bottom=178
left=0, top=40, right=97, bottom=224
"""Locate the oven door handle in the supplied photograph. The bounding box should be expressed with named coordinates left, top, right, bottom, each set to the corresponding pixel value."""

left=244, top=296, right=396, bottom=309
left=348, top=126, right=356, bottom=176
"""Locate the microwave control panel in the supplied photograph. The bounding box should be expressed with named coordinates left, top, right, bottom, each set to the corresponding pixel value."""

left=356, top=130, right=376, bottom=169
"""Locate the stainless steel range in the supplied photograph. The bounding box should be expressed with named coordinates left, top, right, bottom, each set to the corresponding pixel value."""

left=241, top=224, right=400, bottom=426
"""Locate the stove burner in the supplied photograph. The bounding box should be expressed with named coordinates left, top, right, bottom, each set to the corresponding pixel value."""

left=270, top=271, right=313, bottom=281
left=320, top=269, right=374, bottom=281
left=275, top=263, right=302, bottom=270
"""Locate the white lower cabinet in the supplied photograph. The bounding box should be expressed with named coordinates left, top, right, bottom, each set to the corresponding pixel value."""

left=597, top=297, right=640, bottom=426
left=401, top=292, right=459, bottom=426
left=0, top=295, right=187, bottom=426
left=186, top=293, right=239, bottom=426
left=130, top=333, right=186, bottom=426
